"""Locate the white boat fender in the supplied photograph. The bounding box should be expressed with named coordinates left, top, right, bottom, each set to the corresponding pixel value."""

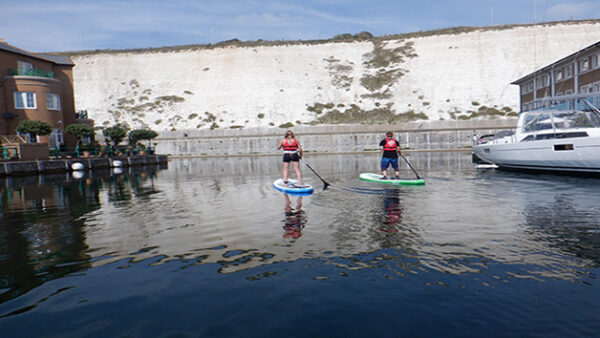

left=72, top=171, right=84, bottom=179
left=112, top=160, right=123, bottom=167
left=71, top=162, right=84, bottom=171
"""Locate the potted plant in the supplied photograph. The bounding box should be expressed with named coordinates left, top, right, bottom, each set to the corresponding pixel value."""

left=15, top=120, right=52, bottom=143
left=128, top=129, right=159, bottom=155
left=65, top=123, right=95, bottom=157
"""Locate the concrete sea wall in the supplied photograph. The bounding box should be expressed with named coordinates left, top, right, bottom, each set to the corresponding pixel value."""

left=155, top=119, right=517, bottom=156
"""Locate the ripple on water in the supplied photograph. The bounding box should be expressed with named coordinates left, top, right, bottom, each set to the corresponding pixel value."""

left=1, top=155, right=600, bottom=336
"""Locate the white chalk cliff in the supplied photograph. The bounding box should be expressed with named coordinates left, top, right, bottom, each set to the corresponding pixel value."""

left=70, top=21, right=600, bottom=131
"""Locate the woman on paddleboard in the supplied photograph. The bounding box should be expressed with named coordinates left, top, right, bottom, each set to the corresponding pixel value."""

left=277, top=130, right=303, bottom=185
left=379, top=131, right=402, bottom=179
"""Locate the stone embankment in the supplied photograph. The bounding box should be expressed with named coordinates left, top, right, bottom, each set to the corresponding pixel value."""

left=0, top=155, right=168, bottom=176
left=156, top=119, right=517, bottom=157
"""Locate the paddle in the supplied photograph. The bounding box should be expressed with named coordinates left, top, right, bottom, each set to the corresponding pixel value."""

left=400, top=154, right=422, bottom=180
left=301, top=158, right=330, bottom=189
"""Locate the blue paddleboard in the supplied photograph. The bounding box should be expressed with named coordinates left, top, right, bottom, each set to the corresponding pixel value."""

left=272, top=178, right=314, bottom=194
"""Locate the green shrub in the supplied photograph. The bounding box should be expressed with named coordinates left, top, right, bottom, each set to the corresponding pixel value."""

left=128, top=129, right=158, bottom=146
left=16, top=120, right=52, bottom=142
left=103, top=124, right=128, bottom=145
left=279, top=122, right=294, bottom=128
left=65, top=123, right=95, bottom=147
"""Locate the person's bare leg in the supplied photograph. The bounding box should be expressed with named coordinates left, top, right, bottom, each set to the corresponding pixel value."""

left=283, top=162, right=290, bottom=183
left=292, top=161, right=302, bottom=185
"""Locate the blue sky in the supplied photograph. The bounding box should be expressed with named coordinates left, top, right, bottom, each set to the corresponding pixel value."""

left=1, top=0, right=600, bottom=52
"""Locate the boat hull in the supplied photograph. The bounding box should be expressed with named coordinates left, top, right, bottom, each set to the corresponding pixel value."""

left=473, top=136, right=600, bottom=173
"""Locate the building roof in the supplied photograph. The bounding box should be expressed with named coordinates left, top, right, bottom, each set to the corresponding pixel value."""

left=512, top=40, right=600, bottom=85
left=38, top=53, right=74, bottom=66
left=0, top=40, right=74, bottom=66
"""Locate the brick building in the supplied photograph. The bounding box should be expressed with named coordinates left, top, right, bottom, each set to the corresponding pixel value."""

left=513, top=41, right=600, bottom=112
left=0, top=40, right=91, bottom=147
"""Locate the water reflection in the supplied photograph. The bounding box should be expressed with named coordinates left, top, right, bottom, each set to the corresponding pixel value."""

left=282, top=194, right=306, bottom=239
left=2, top=154, right=600, bottom=310
left=523, top=191, right=600, bottom=268
left=0, top=165, right=166, bottom=307
left=380, top=189, right=403, bottom=233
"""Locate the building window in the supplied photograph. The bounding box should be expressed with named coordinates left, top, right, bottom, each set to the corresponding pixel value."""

left=581, top=84, right=592, bottom=93
left=17, top=60, right=34, bottom=73
left=593, top=54, right=599, bottom=69
left=593, top=81, right=600, bottom=93
left=555, top=69, right=563, bottom=82
left=580, top=59, right=590, bottom=73
left=565, top=64, right=573, bottom=78
left=49, top=129, right=64, bottom=149
left=14, top=92, right=37, bottom=109
left=46, top=93, right=61, bottom=110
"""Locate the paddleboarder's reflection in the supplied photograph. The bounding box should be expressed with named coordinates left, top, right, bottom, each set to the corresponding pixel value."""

left=283, top=194, right=306, bottom=239
left=380, top=189, right=402, bottom=232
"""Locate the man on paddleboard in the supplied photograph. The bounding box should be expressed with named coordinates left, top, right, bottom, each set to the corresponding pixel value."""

left=379, top=131, right=401, bottom=179
left=277, top=130, right=304, bottom=185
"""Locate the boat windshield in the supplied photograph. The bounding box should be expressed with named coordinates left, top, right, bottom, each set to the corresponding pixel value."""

left=521, top=110, right=600, bottom=133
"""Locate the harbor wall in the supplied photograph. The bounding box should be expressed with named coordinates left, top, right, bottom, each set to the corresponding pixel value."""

left=0, top=155, right=168, bottom=176
left=155, top=119, right=517, bottom=156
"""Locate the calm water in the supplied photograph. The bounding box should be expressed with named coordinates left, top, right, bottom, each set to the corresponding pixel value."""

left=1, top=152, right=599, bottom=337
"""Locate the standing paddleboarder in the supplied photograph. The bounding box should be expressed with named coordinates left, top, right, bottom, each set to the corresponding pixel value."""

left=379, top=131, right=402, bottom=179
left=277, top=130, right=303, bottom=185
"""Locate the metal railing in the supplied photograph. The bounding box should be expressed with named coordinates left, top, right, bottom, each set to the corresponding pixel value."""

left=529, top=94, right=600, bottom=112
left=7, top=68, right=54, bottom=78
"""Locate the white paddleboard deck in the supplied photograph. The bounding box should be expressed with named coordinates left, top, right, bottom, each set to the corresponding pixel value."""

left=272, top=178, right=314, bottom=194
left=359, top=173, right=425, bottom=185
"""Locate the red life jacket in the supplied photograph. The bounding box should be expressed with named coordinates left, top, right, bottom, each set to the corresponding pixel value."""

left=282, top=138, right=298, bottom=152
left=383, top=138, right=398, bottom=151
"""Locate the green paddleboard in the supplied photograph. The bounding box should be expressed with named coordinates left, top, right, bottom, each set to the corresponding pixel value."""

left=359, top=173, right=425, bottom=185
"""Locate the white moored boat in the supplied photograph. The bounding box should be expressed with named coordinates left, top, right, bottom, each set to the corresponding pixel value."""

left=473, top=100, right=600, bottom=174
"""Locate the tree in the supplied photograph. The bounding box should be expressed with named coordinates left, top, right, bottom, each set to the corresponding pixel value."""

left=65, top=123, right=95, bottom=147
left=15, top=120, right=52, bottom=143
left=102, top=124, right=128, bottom=146
left=128, top=129, right=159, bottom=148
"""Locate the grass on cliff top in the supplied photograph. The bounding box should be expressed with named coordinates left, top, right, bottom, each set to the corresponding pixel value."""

left=311, top=103, right=429, bottom=125
left=52, top=19, right=600, bottom=56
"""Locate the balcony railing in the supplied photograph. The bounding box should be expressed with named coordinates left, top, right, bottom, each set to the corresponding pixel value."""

left=529, top=93, right=600, bottom=113
left=1, top=135, right=28, bottom=145
left=7, top=68, right=54, bottom=78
